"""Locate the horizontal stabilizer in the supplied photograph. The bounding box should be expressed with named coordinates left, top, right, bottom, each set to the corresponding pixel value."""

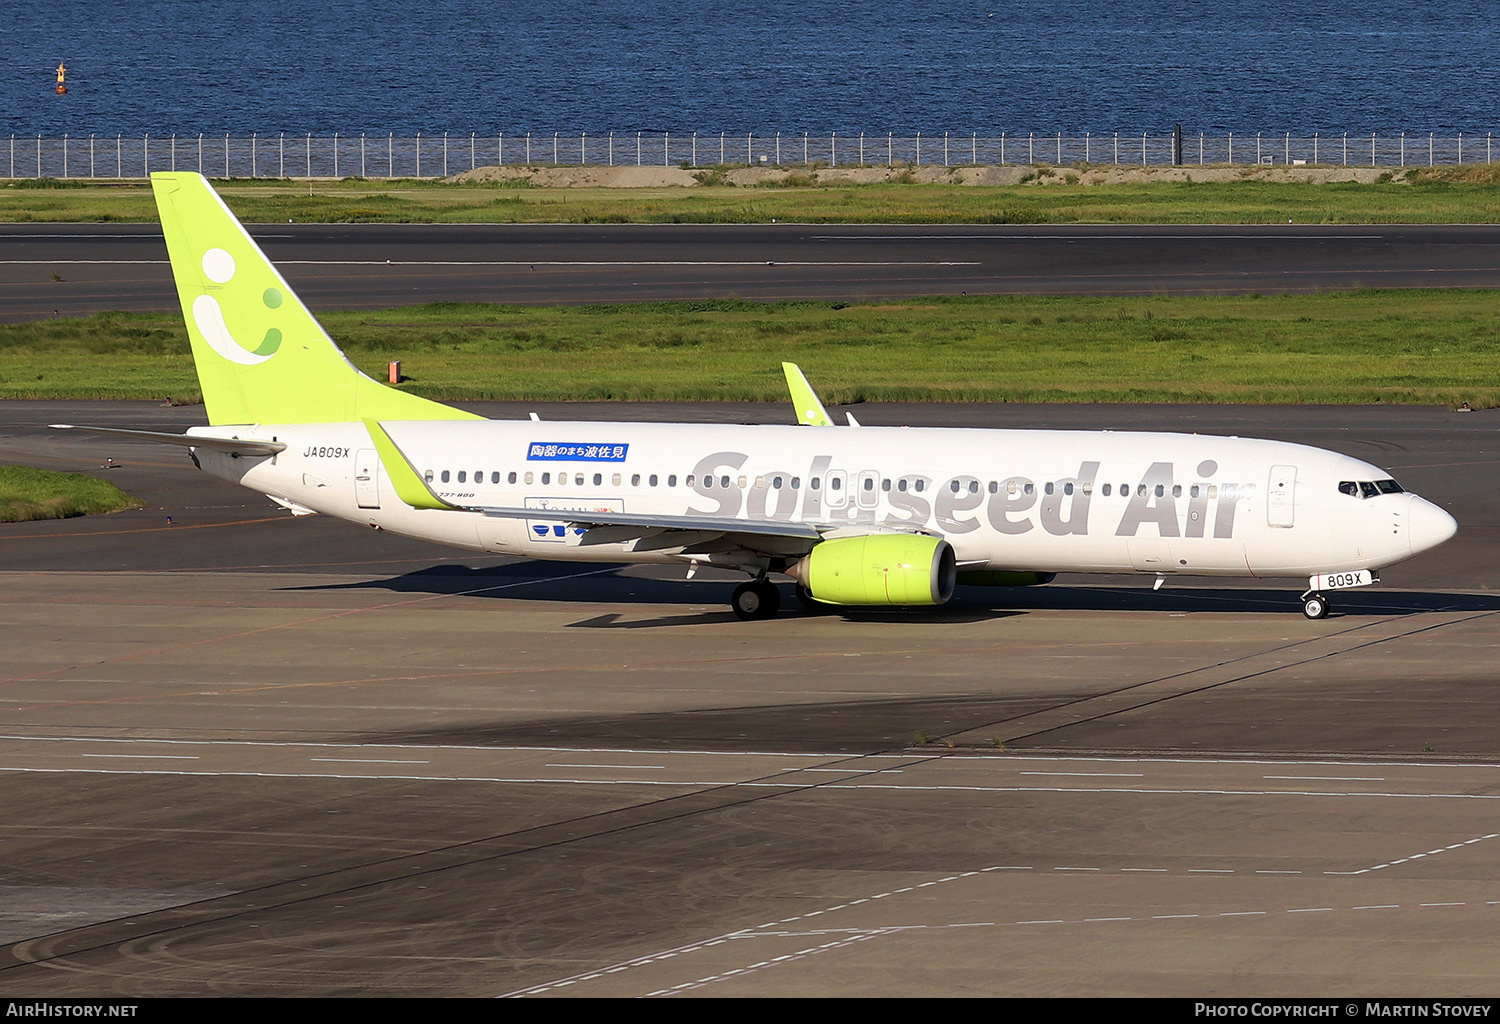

left=50, top=424, right=286, bottom=457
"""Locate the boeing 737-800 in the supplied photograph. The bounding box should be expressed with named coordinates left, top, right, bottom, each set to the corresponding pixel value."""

left=57, top=173, right=1457, bottom=620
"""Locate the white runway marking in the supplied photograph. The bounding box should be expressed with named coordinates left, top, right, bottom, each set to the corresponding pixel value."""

left=0, top=258, right=979, bottom=268
left=309, top=758, right=430, bottom=764
left=277, top=259, right=981, bottom=268
left=503, top=857, right=1500, bottom=997
left=79, top=753, right=198, bottom=759
left=812, top=233, right=1388, bottom=241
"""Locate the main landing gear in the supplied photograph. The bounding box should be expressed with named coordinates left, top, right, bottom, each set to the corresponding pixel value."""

left=731, top=578, right=782, bottom=620
left=1301, top=592, right=1330, bottom=620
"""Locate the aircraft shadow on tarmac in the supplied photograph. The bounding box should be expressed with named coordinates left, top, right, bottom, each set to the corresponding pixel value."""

left=288, top=563, right=1500, bottom=623
left=348, top=691, right=1063, bottom=754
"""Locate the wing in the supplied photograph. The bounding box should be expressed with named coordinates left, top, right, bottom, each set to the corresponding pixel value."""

left=473, top=504, right=822, bottom=541
left=363, top=419, right=929, bottom=563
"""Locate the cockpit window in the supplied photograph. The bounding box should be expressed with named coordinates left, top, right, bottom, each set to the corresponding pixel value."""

left=1340, top=479, right=1405, bottom=499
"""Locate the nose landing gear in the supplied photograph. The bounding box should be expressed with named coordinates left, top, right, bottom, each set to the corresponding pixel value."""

left=1301, top=592, right=1330, bottom=619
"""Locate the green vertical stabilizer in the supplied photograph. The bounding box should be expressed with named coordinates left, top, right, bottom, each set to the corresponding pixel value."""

left=150, top=172, right=481, bottom=427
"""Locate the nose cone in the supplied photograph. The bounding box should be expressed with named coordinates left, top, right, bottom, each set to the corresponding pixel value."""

left=1408, top=495, right=1458, bottom=557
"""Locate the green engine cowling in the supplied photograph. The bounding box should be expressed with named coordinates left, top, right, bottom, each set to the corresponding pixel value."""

left=790, top=534, right=957, bottom=606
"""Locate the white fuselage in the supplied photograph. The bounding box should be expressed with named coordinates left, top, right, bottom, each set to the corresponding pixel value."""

left=190, top=419, right=1456, bottom=579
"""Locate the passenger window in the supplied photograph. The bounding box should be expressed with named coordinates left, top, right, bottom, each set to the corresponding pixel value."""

left=424, top=470, right=434, bottom=483
left=594, top=473, right=603, bottom=486
left=811, top=478, right=821, bottom=490
left=863, top=477, right=873, bottom=491
left=1023, top=482, right=1033, bottom=495
left=1190, top=484, right=1200, bottom=498
left=988, top=481, right=997, bottom=494
left=441, top=470, right=450, bottom=483
left=1154, top=484, right=1164, bottom=497
left=1171, top=485, right=1181, bottom=498
left=575, top=474, right=584, bottom=486
left=649, top=474, right=658, bottom=487
left=1207, top=485, right=1217, bottom=498
left=968, top=481, right=978, bottom=494
left=950, top=480, right=960, bottom=493
left=611, top=473, right=620, bottom=486
left=1081, top=483, right=1091, bottom=495
left=773, top=475, right=783, bottom=488
left=1065, top=482, right=1074, bottom=496
left=916, top=480, right=926, bottom=493
left=457, top=471, right=466, bottom=483
left=668, top=475, right=677, bottom=487
left=631, top=474, right=640, bottom=486
left=882, top=478, right=891, bottom=492
left=508, top=471, right=517, bottom=484
left=541, top=472, right=550, bottom=484
left=475, top=469, right=482, bottom=482
left=1102, top=483, right=1111, bottom=496
left=791, top=477, right=801, bottom=489
left=898, top=479, right=908, bottom=492
left=1138, top=484, right=1147, bottom=497
left=831, top=477, right=842, bottom=491
left=722, top=476, right=732, bottom=488
left=492, top=472, right=501, bottom=484
left=1044, top=482, right=1054, bottom=495
left=524, top=471, right=533, bottom=485
left=1007, top=480, right=1018, bottom=496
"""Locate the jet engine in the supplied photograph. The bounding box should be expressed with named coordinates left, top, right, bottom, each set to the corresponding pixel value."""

left=788, top=534, right=956, bottom=606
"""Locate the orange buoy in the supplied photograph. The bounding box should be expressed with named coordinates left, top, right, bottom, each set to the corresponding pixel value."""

left=55, top=62, right=67, bottom=94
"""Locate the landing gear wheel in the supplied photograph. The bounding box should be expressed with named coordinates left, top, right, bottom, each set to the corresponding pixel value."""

left=732, top=580, right=781, bottom=620
left=1302, top=593, right=1330, bottom=620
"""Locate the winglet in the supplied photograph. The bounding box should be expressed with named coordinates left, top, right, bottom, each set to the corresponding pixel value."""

left=782, top=362, right=834, bottom=426
left=362, top=419, right=456, bottom=510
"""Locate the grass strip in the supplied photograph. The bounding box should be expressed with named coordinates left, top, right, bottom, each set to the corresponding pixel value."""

left=6, top=170, right=1500, bottom=224
left=1, top=291, right=1497, bottom=407
left=0, top=465, right=144, bottom=522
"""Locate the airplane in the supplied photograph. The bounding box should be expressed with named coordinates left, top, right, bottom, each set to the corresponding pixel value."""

left=56, top=172, right=1457, bottom=621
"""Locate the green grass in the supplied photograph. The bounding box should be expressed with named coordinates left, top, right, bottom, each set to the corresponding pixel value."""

left=3, top=290, right=1499, bottom=406
left=0, top=465, right=144, bottom=522
left=7, top=170, right=1500, bottom=223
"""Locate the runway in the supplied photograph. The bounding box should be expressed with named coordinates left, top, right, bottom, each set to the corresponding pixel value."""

left=2, top=400, right=1499, bottom=995
left=7, top=222, right=1500, bottom=320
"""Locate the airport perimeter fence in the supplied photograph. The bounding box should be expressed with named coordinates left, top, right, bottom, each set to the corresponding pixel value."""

left=7, top=131, right=1500, bottom=180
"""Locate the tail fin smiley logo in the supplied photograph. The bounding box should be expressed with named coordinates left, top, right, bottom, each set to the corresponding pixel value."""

left=191, top=247, right=284, bottom=366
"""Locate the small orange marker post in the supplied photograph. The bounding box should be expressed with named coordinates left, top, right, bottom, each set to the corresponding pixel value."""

left=55, top=62, right=67, bottom=94
left=388, top=360, right=401, bottom=384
